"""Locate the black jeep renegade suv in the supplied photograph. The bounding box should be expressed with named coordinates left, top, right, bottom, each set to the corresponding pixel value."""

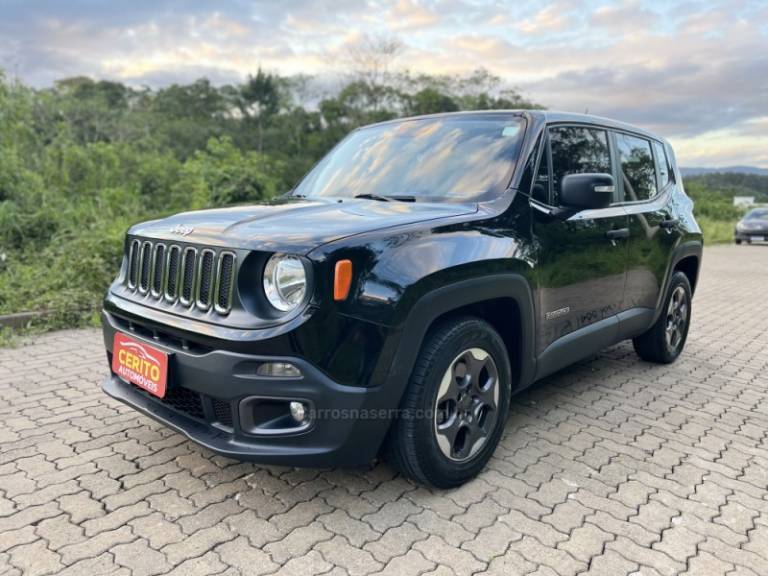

left=102, top=111, right=702, bottom=487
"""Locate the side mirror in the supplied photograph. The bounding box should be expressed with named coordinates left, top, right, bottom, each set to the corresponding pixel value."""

left=560, top=173, right=615, bottom=210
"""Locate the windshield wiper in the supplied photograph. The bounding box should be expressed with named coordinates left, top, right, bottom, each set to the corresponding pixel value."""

left=354, top=193, right=391, bottom=202
left=354, top=193, right=416, bottom=202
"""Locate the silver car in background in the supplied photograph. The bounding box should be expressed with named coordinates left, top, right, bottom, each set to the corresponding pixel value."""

left=735, top=208, right=768, bottom=244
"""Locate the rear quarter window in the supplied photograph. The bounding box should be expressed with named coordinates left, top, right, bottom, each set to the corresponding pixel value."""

left=616, top=133, right=657, bottom=202
left=653, top=141, right=672, bottom=189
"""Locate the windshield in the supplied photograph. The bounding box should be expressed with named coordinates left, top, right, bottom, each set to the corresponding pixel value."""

left=292, top=115, right=525, bottom=201
left=745, top=209, right=768, bottom=220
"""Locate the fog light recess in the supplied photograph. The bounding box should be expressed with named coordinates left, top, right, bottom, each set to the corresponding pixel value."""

left=256, top=362, right=302, bottom=378
left=239, top=397, right=314, bottom=435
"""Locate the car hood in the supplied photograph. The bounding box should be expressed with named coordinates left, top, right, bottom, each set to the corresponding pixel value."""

left=738, top=218, right=768, bottom=228
left=129, top=197, right=478, bottom=253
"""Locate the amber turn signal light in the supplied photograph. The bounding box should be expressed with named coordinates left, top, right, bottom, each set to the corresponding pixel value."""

left=334, top=260, right=353, bottom=301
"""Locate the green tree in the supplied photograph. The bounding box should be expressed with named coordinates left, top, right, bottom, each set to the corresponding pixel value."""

left=240, top=69, right=282, bottom=153
left=176, top=137, right=282, bottom=208
left=406, top=88, right=459, bottom=116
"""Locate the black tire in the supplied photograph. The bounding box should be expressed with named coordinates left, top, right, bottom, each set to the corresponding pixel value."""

left=386, top=317, right=511, bottom=488
left=735, top=239, right=742, bottom=245
left=633, top=271, right=692, bottom=364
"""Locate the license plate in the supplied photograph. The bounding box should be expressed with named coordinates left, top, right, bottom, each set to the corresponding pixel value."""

left=112, top=333, right=169, bottom=398
left=751, top=236, right=765, bottom=242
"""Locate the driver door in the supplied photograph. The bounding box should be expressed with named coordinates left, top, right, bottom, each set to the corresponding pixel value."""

left=531, top=125, right=629, bottom=367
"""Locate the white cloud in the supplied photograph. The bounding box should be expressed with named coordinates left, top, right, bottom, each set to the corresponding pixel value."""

left=0, top=0, right=766, bottom=166
left=590, top=1, right=659, bottom=32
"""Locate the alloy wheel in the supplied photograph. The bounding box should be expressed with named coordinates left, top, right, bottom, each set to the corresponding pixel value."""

left=665, top=285, right=689, bottom=352
left=433, top=348, right=499, bottom=462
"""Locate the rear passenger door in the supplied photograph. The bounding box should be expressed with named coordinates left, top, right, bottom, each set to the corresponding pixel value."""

left=531, top=125, right=630, bottom=355
left=614, top=133, right=681, bottom=318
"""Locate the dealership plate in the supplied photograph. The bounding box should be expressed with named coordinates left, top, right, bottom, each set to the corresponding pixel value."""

left=112, top=333, right=169, bottom=398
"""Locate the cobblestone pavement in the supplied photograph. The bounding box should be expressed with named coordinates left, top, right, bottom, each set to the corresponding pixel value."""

left=1, top=245, right=767, bottom=576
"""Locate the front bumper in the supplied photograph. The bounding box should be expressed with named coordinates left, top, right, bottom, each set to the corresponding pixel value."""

left=102, top=310, right=396, bottom=468
left=735, top=230, right=768, bottom=242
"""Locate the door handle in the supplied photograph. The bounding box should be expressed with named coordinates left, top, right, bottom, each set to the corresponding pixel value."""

left=605, top=228, right=630, bottom=240
left=659, top=218, right=678, bottom=229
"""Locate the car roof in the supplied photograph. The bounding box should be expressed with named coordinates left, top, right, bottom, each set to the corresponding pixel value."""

left=538, top=110, right=664, bottom=142
left=364, top=110, right=666, bottom=145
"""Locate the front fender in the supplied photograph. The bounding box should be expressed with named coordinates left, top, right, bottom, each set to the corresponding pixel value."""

left=306, top=191, right=538, bottom=395
left=308, top=192, right=535, bottom=327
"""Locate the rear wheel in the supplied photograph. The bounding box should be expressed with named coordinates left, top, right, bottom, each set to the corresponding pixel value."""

left=633, top=271, right=692, bottom=364
left=735, top=239, right=742, bottom=245
left=387, top=317, right=511, bottom=488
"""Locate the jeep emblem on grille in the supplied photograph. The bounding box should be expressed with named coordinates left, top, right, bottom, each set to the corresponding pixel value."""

left=170, top=224, right=194, bottom=237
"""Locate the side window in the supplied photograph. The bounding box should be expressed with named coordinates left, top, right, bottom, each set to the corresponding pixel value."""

left=531, top=137, right=550, bottom=204
left=549, top=126, right=611, bottom=206
left=617, top=133, right=657, bottom=201
left=652, top=141, right=671, bottom=189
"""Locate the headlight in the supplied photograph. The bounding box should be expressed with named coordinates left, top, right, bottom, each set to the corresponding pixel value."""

left=263, top=254, right=307, bottom=312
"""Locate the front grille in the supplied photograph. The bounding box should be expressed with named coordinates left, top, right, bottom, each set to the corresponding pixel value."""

left=165, top=245, right=181, bottom=301
left=215, top=253, right=236, bottom=313
left=162, top=387, right=205, bottom=420
left=110, top=315, right=214, bottom=354
left=125, top=238, right=236, bottom=315
left=120, top=370, right=206, bottom=421
left=139, top=242, right=152, bottom=294
left=132, top=383, right=222, bottom=425
left=196, top=249, right=215, bottom=310
left=180, top=248, right=197, bottom=306
left=151, top=244, right=165, bottom=296
left=159, top=387, right=204, bottom=420
left=211, top=398, right=234, bottom=427
left=127, top=240, right=140, bottom=288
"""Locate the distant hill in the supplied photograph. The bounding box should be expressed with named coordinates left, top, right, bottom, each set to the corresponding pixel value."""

left=681, top=166, right=768, bottom=177
left=682, top=171, right=768, bottom=204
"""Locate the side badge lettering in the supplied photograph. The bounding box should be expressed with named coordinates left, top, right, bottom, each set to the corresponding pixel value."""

left=545, top=307, right=570, bottom=321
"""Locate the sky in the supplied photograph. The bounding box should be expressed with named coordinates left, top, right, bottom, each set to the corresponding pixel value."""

left=1, top=0, right=766, bottom=167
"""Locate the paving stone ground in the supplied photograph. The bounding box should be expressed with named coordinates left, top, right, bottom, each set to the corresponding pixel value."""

left=1, top=244, right=767, bottom=576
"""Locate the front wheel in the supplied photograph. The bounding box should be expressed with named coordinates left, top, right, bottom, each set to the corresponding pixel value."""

left=633, top=271, right=692, bottom=364
left=386, top=317, right=511, bottom=488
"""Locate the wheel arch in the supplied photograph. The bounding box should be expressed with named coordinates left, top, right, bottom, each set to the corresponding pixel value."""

left=674, top=254, right=700, bottom=294
left=651, top=240, right=702, bottom=325
left=423, top=298, right=523, bottom=391
left=385, top=274, right=537, bottom=405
